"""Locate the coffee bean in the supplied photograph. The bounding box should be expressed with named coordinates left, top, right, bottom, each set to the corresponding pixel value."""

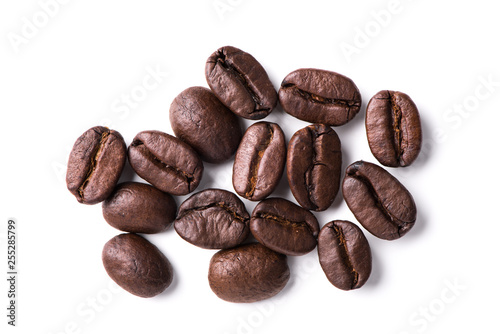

left=366, top=90, right=422, bottom=167
left=206, top=46, right=278, bottom=120
left=318, top=220, right=372, bottom=290
left=128, top=130, right=203, bottom=195
left=208, top=243, right=289, bottom=303
left=287, top=124, right=342, bottom=211
left=103, top=182, right=177, bottom=234
left=102, top=233, right=173, bottom=298
left=342, top=161, right=417, bottom=240
left=169, top=86, right=242, bottom=163
left=279, top=69, right=362, bottom=126
left=233, top=122, right=286, bottom=201
left=66, top=126, right=126, bottom=205
left=250, top=198, right=319, bottom=256
left=174, top=189, right=250, bottom=249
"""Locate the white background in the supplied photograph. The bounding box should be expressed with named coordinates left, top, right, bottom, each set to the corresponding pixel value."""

left=1, top=1, right=499, bottom=333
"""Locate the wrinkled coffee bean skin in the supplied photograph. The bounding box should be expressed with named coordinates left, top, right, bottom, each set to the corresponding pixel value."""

left=206, top=46, right=278, bottom=120
left=103, top=182, right=177, bottom=234
left=208, top=243, right=290, bottom=303
left=287, top=124, right=342, bottom=211
left=169, top=86, right=242, bottom=163
left=318, top=220, right=372, bottom=290
left=279, top=69, right=362, bottom=126
left=128, top=130, right=203, bottom=195
left=342, top=161, right=417, bottom=240
left=174, top=189, right=250, bottom=249
left=366, top=90, right=422, bottom=167
left=66, top=126, right=126, bottom=205
left=233, top=122, right=286, bottom=201
left=250, top=198, right=319, bottom=256
left=102, top=233, right=173, bottom=298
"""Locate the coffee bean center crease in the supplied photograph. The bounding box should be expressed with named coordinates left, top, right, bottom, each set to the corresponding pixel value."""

left=213, top=50, right=269, bottom=113
left=246, top=125, right=274, bottom=198
left=256, top=212, right=313, bottom=234
left=78, top=129, right=110, bottom=200
left=131, top=139, right=196, bottom=190
left=331, top=224, right=359, bottom=289
left=178, top=202, right=249, bottom=224
left=347, top=168, right=409, bottom=236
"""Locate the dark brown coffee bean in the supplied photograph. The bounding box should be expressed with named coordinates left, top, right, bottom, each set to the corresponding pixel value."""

left=233, top=122, right=286, bottom=201
left=208, top=243, right=289, bottom=303
left=102, top=233, right=173, bottom=298
left=174, top=189, right=250, bottom=249
left=66, top=126, right=126, bottom=205
left=366, top=90, right=422, bottom=167
left=287, top=124, right=342, bottom=211
left=250, top=198, right=319, bottom=256
left=318, top=220, right=372, bottom=290
left=169, top=86, right=242, bottom=163
left=128, top=130, right=203, bottom=195
left=342, top=161, right=417, bottom=240
left=206, top=46, right=278, bottom=120
left=279, top=69, right=362, bottom=126
left=102, top=182, right=177, bottom=234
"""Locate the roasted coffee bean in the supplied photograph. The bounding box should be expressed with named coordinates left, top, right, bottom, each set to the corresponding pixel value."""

left=66, top=126, right=126, bottom=205
left=206, top=46, right=278, bottom=120
left=103, top=182, right=177, bottom=234
left=233, top=122, right=286, bottom=201
left=102, top=233, right=173, bottom=298
left=366, top=90, right=422, bottom=167
left=250, top=198, right=319, bottom=256
left=287, top=124, right=342, bottom=211
left=208, top=243, right=289, bottom=303
left=169, top=86, right=242, bottom=163
left=128, top=130, right=203, bottom=195
left=342, top=161, right=417, bottom=240
left=279, top=69, right=362, bottom=126
left=174, top=189, right=250, bottom=249
left=318, top=220, right=372, bottom=291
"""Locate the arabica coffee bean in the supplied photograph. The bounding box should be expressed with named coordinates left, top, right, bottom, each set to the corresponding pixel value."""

left=208, top=243, right=289, bottom=303
left=342, top=161, right=417, bottom=240
left=66, top=126, right=126, bottom=205
left=233, top=122, right=286, bottom=201
left=206, top=46, right=278, bottom=120
left=169, top=86, right=242, bottom=163
left=250, top=198, right=319, bottom=256
left=128, top=130, right=203, bottom=195
left=103, top=182, right=177, bottom=234
left=102, top=233, right=173, bottom=298
left=318, top=220, right=372, bottom=291
left=287, top=124, right=342, bottom=211
left=366, top=90, right=422, bottom=167
left=279, top=68, right=362, bottom=126
left=174, top=189, right=250, bottom=249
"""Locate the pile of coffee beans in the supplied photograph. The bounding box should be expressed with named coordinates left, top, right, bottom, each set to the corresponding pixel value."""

left=67, top=45, right=422, bottom=302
